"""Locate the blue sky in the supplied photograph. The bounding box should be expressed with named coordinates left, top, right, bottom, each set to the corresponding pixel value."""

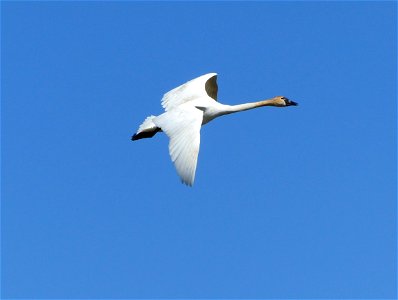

left=2, top=1, right=396, bottom=299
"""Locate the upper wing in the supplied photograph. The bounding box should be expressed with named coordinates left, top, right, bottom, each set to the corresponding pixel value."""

left=161, top=73, right=218, bottom=112
left=153, top=106, right=203, bottom=186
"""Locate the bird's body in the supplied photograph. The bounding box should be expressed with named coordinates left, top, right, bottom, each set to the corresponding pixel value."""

left=132, top=73, right=297, bottom=186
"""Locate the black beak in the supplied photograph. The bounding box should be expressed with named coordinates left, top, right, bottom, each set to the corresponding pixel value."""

left=283, top=97, right=298, bottom=106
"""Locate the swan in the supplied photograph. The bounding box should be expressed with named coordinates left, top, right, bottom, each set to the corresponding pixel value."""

left=131, top=73, right=298, bottom=186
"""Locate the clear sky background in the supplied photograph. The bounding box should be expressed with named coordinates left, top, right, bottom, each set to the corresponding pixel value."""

left=2, top=1, right=396, bottom=299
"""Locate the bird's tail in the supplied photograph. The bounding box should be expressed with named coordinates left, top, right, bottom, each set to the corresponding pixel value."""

left=131, top=115, right=161, bottom=141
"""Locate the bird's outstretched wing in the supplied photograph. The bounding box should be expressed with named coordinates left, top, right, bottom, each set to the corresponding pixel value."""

left=153, top=106, right=203, bottom=186
left=161, top=73, right=218, bottom=112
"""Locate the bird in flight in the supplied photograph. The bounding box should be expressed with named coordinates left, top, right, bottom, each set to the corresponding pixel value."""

left=132, top=73, right=298, bottom=186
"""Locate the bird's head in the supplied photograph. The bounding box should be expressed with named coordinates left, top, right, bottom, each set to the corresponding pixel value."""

left=272, top=96, right=298, bottom=107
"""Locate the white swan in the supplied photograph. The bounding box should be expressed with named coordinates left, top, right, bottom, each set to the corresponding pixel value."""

left=132, top=73, right=297, bottom=186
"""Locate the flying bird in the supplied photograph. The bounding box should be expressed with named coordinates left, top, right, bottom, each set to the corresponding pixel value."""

left=132, top=73, right=297, bottom=186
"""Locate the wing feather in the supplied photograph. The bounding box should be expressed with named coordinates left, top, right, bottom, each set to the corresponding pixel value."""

left=161, top=73, right=218, bottom=111
left=153, top=106, right=203, bottom=186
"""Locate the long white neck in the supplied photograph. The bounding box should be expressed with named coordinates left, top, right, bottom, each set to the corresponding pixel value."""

left=221, top=98, right=280, bottom=115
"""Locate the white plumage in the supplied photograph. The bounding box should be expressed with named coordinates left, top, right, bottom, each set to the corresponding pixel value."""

left=132, top=73, right=297, bottom=186
left=161, top=73, right=217, bottom=112
left=154, top=106, right=202, bottom=186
